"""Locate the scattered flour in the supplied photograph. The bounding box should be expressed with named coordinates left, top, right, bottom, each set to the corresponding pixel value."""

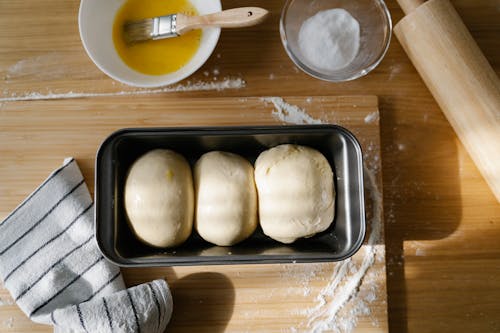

left=298, top=9, right=360, bottom=71
left=0, top=297, right=13, bottom=307
left=364, top=112, right=379, bottom=124
left=301, top=167, right=383, bottom=333
left=262, top=97, right=323, bottom=124
left=2, top=317, right=13, bottom=328
left=362, top=140, right=381, bottom=173
left=5, top=52, right=97, bottom=80
left=0, top=78, right=245, bottom=102
left=281, top=264, right=326, bottom=297
left=415, top=248, right=426, bottom=257
left=265, top=98, right=384, bottom=333
left=388, top=63, right=403, bottom=81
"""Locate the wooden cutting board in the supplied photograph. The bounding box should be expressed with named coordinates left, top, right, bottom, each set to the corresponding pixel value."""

left=0, top=95, right=387, bottom=332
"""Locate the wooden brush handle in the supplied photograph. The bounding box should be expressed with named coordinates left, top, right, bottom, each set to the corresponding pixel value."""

left=395, top=0, right=500, bottom=202
left=176, top=7, right=269, bottom=35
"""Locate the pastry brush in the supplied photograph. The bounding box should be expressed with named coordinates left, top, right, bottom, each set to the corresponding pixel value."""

left=124, top=7, right=269, bottom=44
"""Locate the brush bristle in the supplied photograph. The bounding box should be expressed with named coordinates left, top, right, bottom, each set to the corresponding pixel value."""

left=123, top=19, right=154, bottom=44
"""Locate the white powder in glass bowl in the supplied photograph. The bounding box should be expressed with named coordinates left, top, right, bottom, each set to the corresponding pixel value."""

left=298, top=8, right=360, bottom=71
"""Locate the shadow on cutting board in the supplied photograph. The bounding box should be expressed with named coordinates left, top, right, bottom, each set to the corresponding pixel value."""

left=122, top=268, right=235, bottom=333
left=379, top=86, right=462, bottom=331
left=167, top=272, right=235, bottom=333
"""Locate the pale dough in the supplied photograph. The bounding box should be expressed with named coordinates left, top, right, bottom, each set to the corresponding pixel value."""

left=124, top=149, right=194, bottom=248
left=254, top=144, right=335, bottom=243
left=194, top=151, right=258, bottom=246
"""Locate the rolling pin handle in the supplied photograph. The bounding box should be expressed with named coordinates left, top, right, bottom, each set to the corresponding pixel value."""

left=397, top=0, right=426, bottom=15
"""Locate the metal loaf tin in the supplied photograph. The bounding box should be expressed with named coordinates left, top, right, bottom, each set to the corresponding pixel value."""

left=95, top=125, right=365, bottom=266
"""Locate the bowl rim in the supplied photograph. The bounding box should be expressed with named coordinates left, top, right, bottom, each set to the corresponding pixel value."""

left=78, top=0, right=222, bottom=87
left=279, top=0, right=393, bottom=82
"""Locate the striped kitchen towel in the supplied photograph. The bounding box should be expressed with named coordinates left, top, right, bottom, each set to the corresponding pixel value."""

left=0, top=158, right=173, bottom=333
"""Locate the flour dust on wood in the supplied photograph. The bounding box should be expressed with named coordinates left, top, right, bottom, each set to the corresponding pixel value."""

left=263, top=97, right=384, bottom=333
left=0, top=78, right=245, bottom=102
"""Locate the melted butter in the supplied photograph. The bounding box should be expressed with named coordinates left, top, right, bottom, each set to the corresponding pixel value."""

left=113, top=0, right=201, bottom=75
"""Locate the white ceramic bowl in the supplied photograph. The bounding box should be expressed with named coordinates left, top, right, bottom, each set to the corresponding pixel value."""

left=78, top=0, right=221, bottom=87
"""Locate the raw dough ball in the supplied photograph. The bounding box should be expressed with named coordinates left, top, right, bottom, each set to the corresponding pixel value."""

left=254, top=144, right=335, bottom=244
left=124, top=149, right=194, bottom=248
left=194, top=151, right=258, bottom=246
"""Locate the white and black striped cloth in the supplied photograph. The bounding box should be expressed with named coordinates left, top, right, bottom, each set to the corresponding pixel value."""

left=0, top=158, right=173, bottom=333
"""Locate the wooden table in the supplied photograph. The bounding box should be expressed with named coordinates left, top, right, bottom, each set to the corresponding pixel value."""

left=0, top=0, right=499, bottom=332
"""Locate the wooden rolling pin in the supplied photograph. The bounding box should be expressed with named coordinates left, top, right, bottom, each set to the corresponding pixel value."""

left=394, top=0, right=500, bottom=202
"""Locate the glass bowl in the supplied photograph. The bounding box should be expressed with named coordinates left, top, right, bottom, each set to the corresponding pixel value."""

left=280, top=0, right=392, bottom=82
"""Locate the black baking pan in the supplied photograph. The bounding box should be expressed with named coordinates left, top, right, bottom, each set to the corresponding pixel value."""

left=95, top=125, right=365, bottom=266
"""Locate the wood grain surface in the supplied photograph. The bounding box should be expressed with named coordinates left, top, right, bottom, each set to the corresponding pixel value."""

left=0, top=0, right=499, bottom=332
